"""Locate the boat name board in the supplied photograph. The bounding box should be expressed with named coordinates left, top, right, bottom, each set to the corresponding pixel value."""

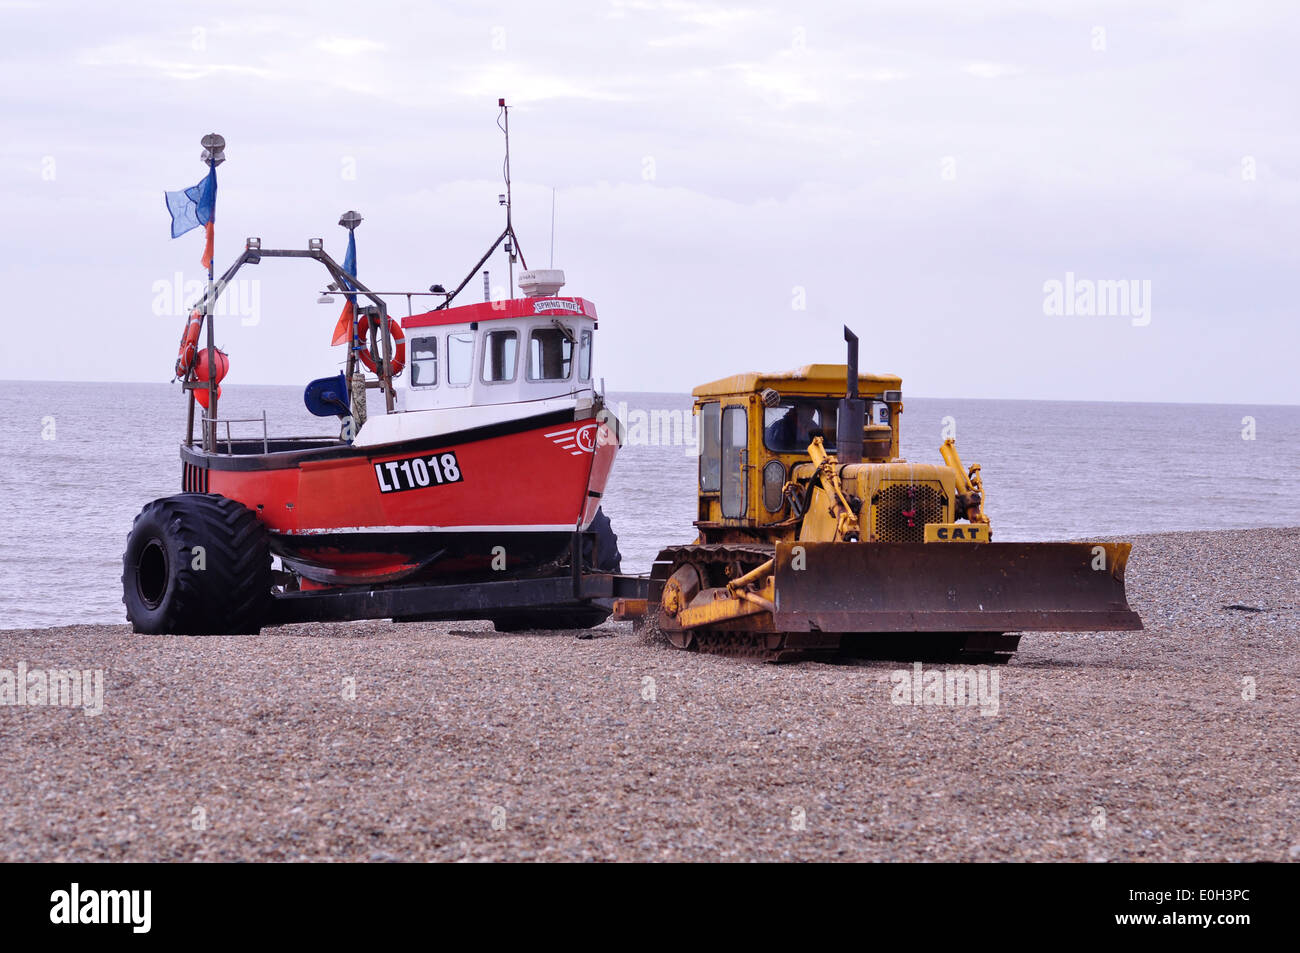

left=374, top=452, right=463, bottom=494
left=533, top=298, right=583, bottom=314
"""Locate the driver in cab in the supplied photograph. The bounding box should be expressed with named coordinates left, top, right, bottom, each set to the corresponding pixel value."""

left=765, top=402, right=824, bottom=452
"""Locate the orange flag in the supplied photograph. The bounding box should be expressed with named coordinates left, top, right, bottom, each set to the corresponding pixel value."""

left=331, top=229, right=358, bottom=346
left=331, top=298, right=354, bottom=347
left=200, top=220, right=215, bottom=270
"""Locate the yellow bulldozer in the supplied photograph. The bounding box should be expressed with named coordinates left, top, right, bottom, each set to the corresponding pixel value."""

left=642, top=328, right=1142, bottom=662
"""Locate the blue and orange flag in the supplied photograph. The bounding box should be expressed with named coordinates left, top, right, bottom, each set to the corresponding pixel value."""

left=331, top=229, right=358, bottom=346
left=165, top=165, right=217, bottom=269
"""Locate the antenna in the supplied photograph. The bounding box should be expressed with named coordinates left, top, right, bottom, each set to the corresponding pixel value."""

left=437, top=102, right=529, bottom=310
left=550, top=187, right=556, bottom=269
left=499, top=98, right=515, bottom=299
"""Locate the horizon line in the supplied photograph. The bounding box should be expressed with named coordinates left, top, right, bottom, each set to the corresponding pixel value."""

left=0, top=377, right=1296, bottom=409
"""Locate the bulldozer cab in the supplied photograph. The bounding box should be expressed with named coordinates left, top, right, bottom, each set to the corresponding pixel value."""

left=693, top=364, right=903, bottom=534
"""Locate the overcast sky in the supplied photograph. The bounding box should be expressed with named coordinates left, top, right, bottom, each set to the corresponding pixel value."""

left=2, top=0, right=1297, bottom=403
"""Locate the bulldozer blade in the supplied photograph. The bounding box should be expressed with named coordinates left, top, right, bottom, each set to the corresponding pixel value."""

left=772, top=541, right=1142, bottom=633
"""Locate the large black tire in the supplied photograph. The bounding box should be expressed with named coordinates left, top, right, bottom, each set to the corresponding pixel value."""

left=583, top=506, right=622, bottom=574
left=122, top=493, right=271, bottom=635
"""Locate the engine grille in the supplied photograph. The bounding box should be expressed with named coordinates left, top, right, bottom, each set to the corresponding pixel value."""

left=874, top=483, right=945, bottom=542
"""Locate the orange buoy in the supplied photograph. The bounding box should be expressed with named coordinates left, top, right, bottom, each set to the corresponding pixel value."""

left=194, top=347, right=229, bottom=410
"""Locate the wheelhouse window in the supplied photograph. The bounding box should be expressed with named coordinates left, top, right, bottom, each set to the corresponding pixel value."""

left=762, top=399, right=841, bottom=453
left=698, top=402, right=720, bottom=492
left=528, top=326, right=573, bottom=381
left=447, top=331, right=474, bottom=386
left=410, top=336, right=437, bottom=387
left=577, top=330, right=592, bottom=381
left=481, top=329, right=518, bottom=383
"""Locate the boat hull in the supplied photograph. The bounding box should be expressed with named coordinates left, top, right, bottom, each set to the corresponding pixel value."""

left=180, top=408, right=618, bottom=585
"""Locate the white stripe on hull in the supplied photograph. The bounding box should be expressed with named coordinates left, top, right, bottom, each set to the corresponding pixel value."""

left=355, top=393, right=593, bottom=448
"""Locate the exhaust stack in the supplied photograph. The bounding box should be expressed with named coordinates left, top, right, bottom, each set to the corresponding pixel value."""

left=836, top=326, right=865, bottom=464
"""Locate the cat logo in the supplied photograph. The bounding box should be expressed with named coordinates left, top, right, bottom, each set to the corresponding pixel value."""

left=924, top=523, right=990, bottom=543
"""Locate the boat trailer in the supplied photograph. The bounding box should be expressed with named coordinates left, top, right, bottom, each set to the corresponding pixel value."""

left=266, top=532, right=649, bottom=629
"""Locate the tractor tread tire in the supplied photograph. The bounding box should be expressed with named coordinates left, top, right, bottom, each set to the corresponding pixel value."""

left=122, top=493, right=271, bottom=635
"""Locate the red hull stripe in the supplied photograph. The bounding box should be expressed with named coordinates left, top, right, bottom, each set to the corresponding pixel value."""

left=278, top=523, right=578, bottom=536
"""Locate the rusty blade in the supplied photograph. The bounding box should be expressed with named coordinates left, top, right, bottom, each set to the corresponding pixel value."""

left=772, top=541, right=1142, bottom=633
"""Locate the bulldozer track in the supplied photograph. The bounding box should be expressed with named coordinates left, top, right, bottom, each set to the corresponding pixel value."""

left=650, top=544, right=796, bottom=660
left=651, top=543, right=1024, bottom=664
left=651, top=543, right=775, bottom=589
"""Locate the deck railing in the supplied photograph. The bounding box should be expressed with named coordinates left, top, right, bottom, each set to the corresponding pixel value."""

left=202, top=411, right=269, bottom=454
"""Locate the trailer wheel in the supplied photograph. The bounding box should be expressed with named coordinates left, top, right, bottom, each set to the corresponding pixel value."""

left=490, top=605, right=610, bottom=632
left=122, top=493, right=271, bottom=635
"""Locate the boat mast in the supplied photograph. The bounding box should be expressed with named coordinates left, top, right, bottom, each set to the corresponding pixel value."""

left=435, top=102, right=528, bottom=309
left=500, top=98, right=515, bottom=298
left=200, top=133, right=225, bottom=452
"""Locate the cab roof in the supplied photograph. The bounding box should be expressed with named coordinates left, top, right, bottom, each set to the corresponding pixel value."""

left=402, top=295, right=597, bottom=330
left=692, top=364, right=902, bottom=399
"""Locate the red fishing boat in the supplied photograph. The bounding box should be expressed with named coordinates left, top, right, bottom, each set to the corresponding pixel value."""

left=178, top=285, right=620, bottom=588
left=124, top=105, right=635, bottom=635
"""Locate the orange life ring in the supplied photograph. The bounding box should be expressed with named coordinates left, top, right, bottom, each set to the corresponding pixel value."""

left=175, top=310, right=202, bottom=378
left=356, top=313, right=406, bottom=377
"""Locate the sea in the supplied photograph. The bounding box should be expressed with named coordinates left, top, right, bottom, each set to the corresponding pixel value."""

left=1, top=381, right=1296, bottom=629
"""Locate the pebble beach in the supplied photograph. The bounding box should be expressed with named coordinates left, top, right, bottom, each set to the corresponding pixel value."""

left=1, top=526, right=1296, bottom=862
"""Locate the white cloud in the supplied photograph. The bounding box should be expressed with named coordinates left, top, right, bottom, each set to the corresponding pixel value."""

left=78, top=42, right=274, bottom=81
left=964, top=61, right=1023, bottom=79
left=315, top=36, right=386, bottom=57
